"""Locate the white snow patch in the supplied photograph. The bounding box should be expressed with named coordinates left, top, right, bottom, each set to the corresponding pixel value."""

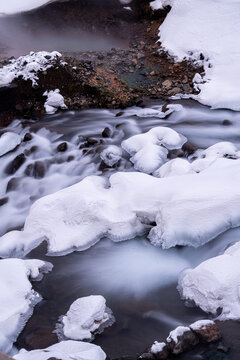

left=100, top=145, right=122, bottom=167
left=0, top=51, right=62, bottom=87
left=13, top=340, right=106, bottom=360
left=167, top=326, right=190, bottom=343
left=57, top=295, right=114, bottom=341
left=0, top=259, right=52, bottom=354
left=179, top=241, right=240, bottom=320
left=150, top=0, right=172, bottom=10
left=157, top=0, right=240, bottom=110
left=0, top=132, right=21, bottom=157
left=151, top=341, right=166, bottom=354
left=44, top=89, right=67, bottom=114
left=190, top=320, right=215, bottom=331
left=121, top=126, right=186, bottom=174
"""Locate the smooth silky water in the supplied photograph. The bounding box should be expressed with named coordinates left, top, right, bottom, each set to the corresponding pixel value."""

left=1, top=100, right=240, bottom=358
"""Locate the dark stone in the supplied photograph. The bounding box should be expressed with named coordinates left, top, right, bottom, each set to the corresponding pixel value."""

left=47, top=358, right=62, bottom=360
left=6, top=177, right=20, bottom=192
left=102, top=127, right=112, bottom=138
left=191, top=322, right=222, bottom=343
left=5, top=153, right=26, bottom=175
left=79, top=137, right=98, bottom=148
left=0, top=197, right=8, bottom=206
left=167, top=328, right=199, bottom=355
left=222, top=119, right=232, bottom=126
left=23, top=132, right=33, bottom=142
left=25, top=161, right=45, bottom=178
left=57, top=142, right=68, bottom=152
left=217, top=343, right=229, bottom=353
left=116, top=111, right=124, bottom=117
left=182, top=141, right=198, bottom=156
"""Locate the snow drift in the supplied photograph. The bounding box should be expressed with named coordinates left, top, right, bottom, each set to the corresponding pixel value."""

left=0, top=259, right=52, bottom=354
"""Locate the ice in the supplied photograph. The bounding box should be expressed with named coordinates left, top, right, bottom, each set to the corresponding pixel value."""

left=100, top=145, right=122, bottom=167
left=57, top=295, right=114, bottom=341
left=121, top=126, right=187, bottom=174
left=179, top=241, right=240, bottom=320
left=156, top=0, right=240, bottom=110
left=0, top=51, right=62, bottom=87
left=0, top=132, right=21, bottom=157
left=13, top=340, right=106, bottom=360
left=0, top=259, right=52, bottom=354
left=44, top=89, right=67, bottom=114
left=1, top=154, right=240, bottom=257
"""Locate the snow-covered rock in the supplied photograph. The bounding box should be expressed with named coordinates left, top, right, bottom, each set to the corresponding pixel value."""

left=13, top=340, right=106, bottom=360
left=0, top=155, right=240, bottom=257
left=151, top=341, right=167, bottom=354
left=0, top=132, right=21, bottom=157
left=121, top=126, right=186, bottom=174
left=0, top=259, right=52, bottom=354
left=190, top=320, right=221, bottom=343
left=0, top=51, right=62, bottom=87
left=100, top=145, right=122, bottom=167
left=44, top=89, right=67, bottom=114
left=57, top=295, right=114, bottom=341
left=157, top=0, right=240, bottom=110
left=166, top=326, right=198, bottom=355
left=179, top=241, right=240, bottom=320
left=150, top=0, right=172, bottom=10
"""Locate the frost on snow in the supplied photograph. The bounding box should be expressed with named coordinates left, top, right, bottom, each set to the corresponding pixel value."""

left=0, top=259, right=52, bottom=354
left=13, top=340, right=106, bottom=360
left=121, top=127, right=186, bottom=174
left=0, top=51, right=62, bottom=87
left=0, top=132, right=21, bottom=157
left=156, top=0, right=240, bottom=110
left=57, top=295, right=115, bottom=341
left=1, top=153, right=240, bottom=257
left=44, top=89, right=67, bottom=114
left=179, top=241, right=240, bottom=320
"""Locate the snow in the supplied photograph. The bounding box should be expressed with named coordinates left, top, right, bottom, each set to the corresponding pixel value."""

left=1, top=154, right=240, bottom=257
left=150, top=0, right=172, bottom=10
left=13, top=340, right=106, bottom=360
left=57, top=295, right=114, bottom=341
left=0, top=51, right=62, bottom=87
left=167, top=326, right=190, bottom=343
left=0, top=259, right=52, bottom=354
left=100, top=145, right=122, bottom=167
left=44, top=89, right=67, bottom=114
left=179, top=241, right=240, bottom=320
left=121, top=126, right=186, bottom=174
left=156, top=0, right=240, bottom=110
left=151, top=341, right=166, bottom=354
left=190, top=320, right=215, bottom=331
left=0, top=132, right=21, bottom=157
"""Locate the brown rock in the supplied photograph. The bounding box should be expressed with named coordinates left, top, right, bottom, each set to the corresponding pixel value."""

left=190, top=320, right=222, bottom=343
left=166, top=326, right=199, bottom=355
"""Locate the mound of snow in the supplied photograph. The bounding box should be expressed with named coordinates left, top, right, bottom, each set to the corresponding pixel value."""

left=0, top=259, right=52, bottom=354
left=121, top=126, right=186, bottom=174
left=179, top=241, right=240, bottom=320
left=57, top=295, right=114, bottom=341
left=44, top=89, right=67, bottom=114
left=1, top=155, right=240, bottom=257
left=0, top=132, right=21, bottom=157
left=100, top=145, right=122, bottom=167
left=0, top=51, right=62, bottom=87
left=13, top=340, right=106, bottom=360
left=150, top=0, right=172, bottom=10
left=157, top=0, right=240, bottom=110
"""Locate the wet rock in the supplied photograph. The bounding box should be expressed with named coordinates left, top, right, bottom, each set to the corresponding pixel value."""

left=166, top=326, right=199, bottom=355
left=182, top=141, right=198, bottom=156
left=5, top=153, right=26, bottom=175
left=57, top=142, right=68, bottom=152
left=6, top=177, right=20, bottom=192
left=102, top=127, right=112, bottom=138
left=168, top=87, right=182, bottom=96
left=150, top=342, right=169, bottom=360
left=79, top=137, right=98, bottom=148
left=25, top=161, right=45, bottom=179
left=116, top=111, right=124, bottom=117
left=222, top=119, right=232, bottom=126
left=190, top=320, right=222, bottom=343
left=217, top=343, right=229, bottom=353
left=23, top=132, right=33, bottom=142
left=0, top=197, right=8, bottom=206
left=47, top=358, right=62, bottom=360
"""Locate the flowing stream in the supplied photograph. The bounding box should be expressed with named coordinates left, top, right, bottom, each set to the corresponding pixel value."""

left=1, top=100, right=240, bottom=358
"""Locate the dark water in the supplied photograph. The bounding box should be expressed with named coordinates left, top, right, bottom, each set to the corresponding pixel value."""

left=1, top=100, right=238, bottom=358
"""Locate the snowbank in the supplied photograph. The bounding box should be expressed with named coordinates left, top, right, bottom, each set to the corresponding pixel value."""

left=156, top=0, right=240, bottom=110
left=1, top=155, right=240, bottom=257
left=122, top=126, right=186, bottom=174
left=57, top=295, right=114, bottom=341
left=179, top=241, right=240, bottom=320
left=44, top=89, right=67, bottom=114
left=0, top=132, right=21, bottom=157
left=0, top=259, right=52, bottom=354
left=14, top=340, right=106, bottom=360
left=0, top=51, right=62, bottom=87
